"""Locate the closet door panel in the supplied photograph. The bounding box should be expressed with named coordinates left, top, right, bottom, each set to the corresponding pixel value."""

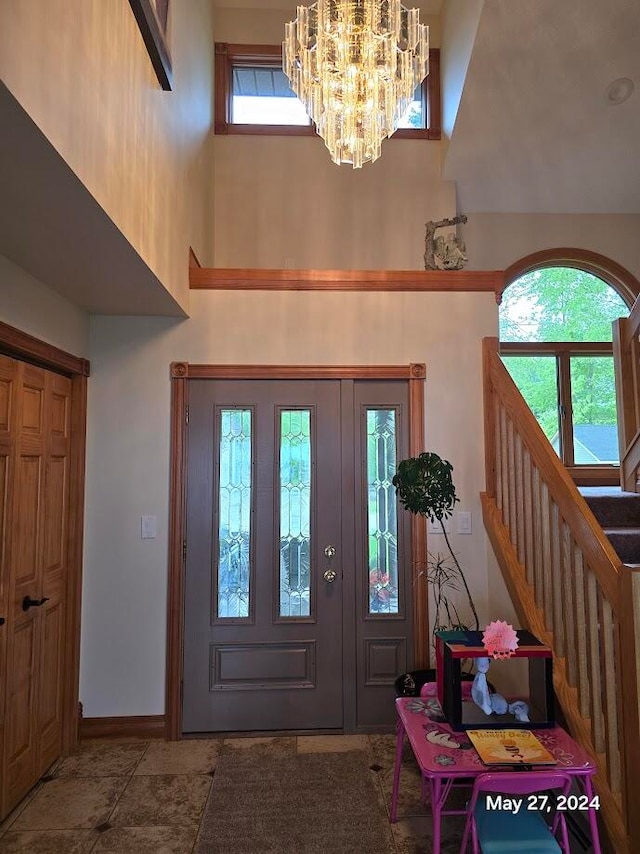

left=5, top=617, right=37, bottom=809
left=37, top=372, right=71, bottom=775
left=4, top=364, right=45, bottom=809
left=0, top=356, right=18, bottom=817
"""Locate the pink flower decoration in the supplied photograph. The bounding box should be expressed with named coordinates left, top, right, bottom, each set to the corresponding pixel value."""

left=482, top=620, right=519, bottom=659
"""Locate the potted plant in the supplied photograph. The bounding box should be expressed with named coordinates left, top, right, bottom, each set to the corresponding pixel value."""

left=392, top=452, right=481, bottom=696
left=393, top=451, right=480, bottom=635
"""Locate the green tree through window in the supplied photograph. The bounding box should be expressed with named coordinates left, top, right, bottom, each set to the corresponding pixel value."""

left=499, top=267, right=630, bottom=476
left=500, top=268, right=628, bottom=343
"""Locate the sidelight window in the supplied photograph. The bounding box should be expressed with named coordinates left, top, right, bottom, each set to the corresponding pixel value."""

left=278, top=410, right=312, bottom=618
left=217, top=408, right=252, bottom=618
left=366, top=409, right=399, bottom=615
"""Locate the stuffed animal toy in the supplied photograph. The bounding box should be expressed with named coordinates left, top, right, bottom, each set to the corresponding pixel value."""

left=471, top=657, right=529, bottom=721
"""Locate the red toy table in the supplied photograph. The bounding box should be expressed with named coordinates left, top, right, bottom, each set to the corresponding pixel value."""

left=391, top=696, right=601, bottom=854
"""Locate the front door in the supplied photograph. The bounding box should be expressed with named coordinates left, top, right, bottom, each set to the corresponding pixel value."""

left=182, top=377, right=412, bottom=733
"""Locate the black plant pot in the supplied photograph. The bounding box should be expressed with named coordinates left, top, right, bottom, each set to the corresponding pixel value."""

left=394, top=668, right=483, bottom=697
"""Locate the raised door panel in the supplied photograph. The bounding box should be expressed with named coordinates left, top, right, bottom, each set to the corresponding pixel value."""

left=36, top=373, right=71, bottom=774
left=5, top=617, right=37, bottom=809
left=36, top=600, right=64, bottom=775
left=13, top=456, right=41, bottom=595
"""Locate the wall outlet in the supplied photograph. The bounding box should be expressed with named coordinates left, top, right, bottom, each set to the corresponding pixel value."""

left=457, top=511, right=472, bottom=534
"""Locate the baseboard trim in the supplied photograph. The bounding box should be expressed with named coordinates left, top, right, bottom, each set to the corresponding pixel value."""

left=79, top=715, right=166, bottom=740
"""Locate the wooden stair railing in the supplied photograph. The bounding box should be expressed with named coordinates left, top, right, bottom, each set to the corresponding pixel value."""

left=613, top=296, right=640, bottom=491
left=482, top=336, right=640, bottom=854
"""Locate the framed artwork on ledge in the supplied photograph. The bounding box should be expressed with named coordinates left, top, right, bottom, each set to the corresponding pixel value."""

left=129, top=0, right=172, bottom=90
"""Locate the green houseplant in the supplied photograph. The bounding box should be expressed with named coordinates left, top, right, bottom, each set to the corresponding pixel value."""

left=392, top=451, right=480, bottom=633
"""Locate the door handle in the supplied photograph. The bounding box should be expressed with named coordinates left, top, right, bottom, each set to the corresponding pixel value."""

left=323, top=569, right=337, bottom=583
left=22, top=596, right=50, bottom=612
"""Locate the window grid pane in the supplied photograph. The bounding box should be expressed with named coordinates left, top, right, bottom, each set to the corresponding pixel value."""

left=570, top=356, right=619, bottom=464
left=232, top=66, right=311, bottom=126
left=367, top=410, right=399, bottom=615
left=217, top=409, right=252, bottom=618
left=502, top=356, right=561, bottom=453
left=279, top=410, right=312, bottom=618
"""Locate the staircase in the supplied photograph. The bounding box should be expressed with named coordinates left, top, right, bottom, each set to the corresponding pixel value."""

left=581, top=487, right=640, bottom=565
left=481, top=337, right=640, bottom=854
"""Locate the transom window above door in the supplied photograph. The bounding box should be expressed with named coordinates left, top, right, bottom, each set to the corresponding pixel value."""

left=214, top=43, right=441, bottom=138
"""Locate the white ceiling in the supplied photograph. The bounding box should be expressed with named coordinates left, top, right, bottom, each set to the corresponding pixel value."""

left=444, top=0, right=640, bottom=213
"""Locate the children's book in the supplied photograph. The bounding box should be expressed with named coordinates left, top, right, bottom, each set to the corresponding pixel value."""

left=468, top=729, right=557, bottom=766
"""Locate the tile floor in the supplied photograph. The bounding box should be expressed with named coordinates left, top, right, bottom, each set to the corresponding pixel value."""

left=0, top=733, right=464, bottom=853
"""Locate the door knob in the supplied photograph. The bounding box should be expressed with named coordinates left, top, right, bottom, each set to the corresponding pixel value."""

left=324, top=545, right=336, bottom=558
left=22, top=596, right=50, bottom=612
left=323, top=569, right=337, bottom=583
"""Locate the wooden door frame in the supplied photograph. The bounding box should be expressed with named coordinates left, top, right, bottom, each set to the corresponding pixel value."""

left=0, top=320, right=89, bottom=753
left=166, top=362, right=426, bottom=740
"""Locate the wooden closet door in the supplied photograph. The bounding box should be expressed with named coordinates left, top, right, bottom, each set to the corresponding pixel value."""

left=0, top=356, right=19, bottom=808
left=1, top=360, right=71, bottom=813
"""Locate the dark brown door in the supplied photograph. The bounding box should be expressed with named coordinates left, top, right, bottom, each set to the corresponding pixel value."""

left=182, top=378, right=412, bottom=733
left=0, top=357, right=71, bottom=814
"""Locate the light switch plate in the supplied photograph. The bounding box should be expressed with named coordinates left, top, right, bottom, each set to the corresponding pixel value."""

left=141, top=515, right=157, bottom=539
left=457, top=511, right=472, bottom=534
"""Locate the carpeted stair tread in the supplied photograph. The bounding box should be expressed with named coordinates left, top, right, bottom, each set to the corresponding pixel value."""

left=602, top=528, right=640, bottom=563
left=581, top=489, right=640, bottom=528
left=579, top=488, right=640, bottom=562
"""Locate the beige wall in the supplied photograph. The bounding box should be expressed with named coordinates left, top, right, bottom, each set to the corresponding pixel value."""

left=465, top=214, right=640, bottom=283
left=0, top=253, right=89, bottom=357
left=82, top=290, right=497, bottom=716
left=214, top=137, right=455, bottom=268
left=212, top=8, right=449, bottom=270
left=213, top=7, right=441, bottom=48
left=0, top=0, right=214, bottom=310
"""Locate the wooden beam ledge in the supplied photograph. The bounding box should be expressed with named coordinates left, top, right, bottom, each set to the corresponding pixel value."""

left=189, top=267, right=503, bottom=295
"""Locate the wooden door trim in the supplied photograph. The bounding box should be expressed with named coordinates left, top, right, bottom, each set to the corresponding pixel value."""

left=0, top=320, right=89, bottom=756
left=0, top=319, right=90, bottom=378
left=166, top=363, right=427, bottom=739
left=171, top=363, right=427, bottom=380
left=409, top=372, right=428, bottom=668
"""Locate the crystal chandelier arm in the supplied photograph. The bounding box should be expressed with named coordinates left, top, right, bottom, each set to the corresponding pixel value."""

left=283, top=0, right=429, bottom=167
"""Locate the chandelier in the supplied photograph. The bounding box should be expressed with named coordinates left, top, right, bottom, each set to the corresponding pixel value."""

left=283, top=1, right=429, bottom=168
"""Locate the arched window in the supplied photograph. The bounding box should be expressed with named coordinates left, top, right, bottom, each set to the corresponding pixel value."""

left=499, top=262, right=632, bottom=486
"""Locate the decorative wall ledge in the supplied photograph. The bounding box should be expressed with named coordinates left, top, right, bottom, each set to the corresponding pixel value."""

left=189, top=267, right=503, bottom=298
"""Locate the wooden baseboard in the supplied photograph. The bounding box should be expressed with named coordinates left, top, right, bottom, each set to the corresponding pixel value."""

left=79, top=715, right=166, bottom=740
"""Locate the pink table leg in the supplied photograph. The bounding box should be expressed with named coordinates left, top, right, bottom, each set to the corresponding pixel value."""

left=583, top=777, right=602, bottom=854
left=431, top=777, right=442, bottom=854
left=390, top=717, right=405, bottom=823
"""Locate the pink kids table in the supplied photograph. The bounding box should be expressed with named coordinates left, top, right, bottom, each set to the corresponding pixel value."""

left=391, top=695, right=601, bottom=854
